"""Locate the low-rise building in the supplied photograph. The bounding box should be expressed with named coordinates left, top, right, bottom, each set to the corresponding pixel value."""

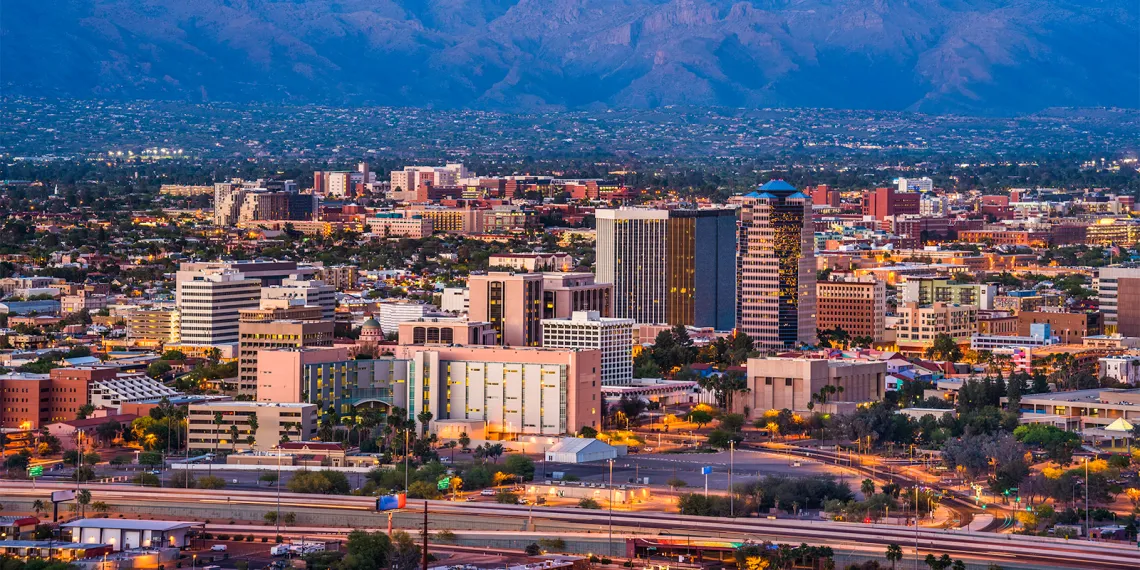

left=62, top=519, right=203, bottom=551
left=894, top=302, right=978, bottom=354
left=187, top=401, right=317, bottom=452
left=739, top=357, right=887, bottom=416
left=1099, top=356, right=1140, bottom=385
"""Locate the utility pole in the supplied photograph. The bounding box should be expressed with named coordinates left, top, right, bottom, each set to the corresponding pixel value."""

left=421, top=501, right=429, bottom=570
left=608, top=458, right=614, bottom=557
left=1084, top=457, right=1089, bottom=539
left=729, top=440, right=734, bottom=517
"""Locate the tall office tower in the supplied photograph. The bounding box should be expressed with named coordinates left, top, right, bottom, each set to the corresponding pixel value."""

left=261, top=278, right=336, bottom=319
left=178, top=260, right=313, bottom=287
left=468, top=272, right=543, bottom=346
left=595, top=209, right=669, bottom=324
left=596, top=208, right=735, bottom=328
left=733, top=180, right=817, bottom=350
left=665, top=209, right=737, bottom=330
left=175, top=269, right=262, bottom=347
left=1097, top=265, right=1140, bottom=336
left=238, top=304, right=334, bottom=397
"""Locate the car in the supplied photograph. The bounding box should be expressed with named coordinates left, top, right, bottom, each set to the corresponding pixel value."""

left=480, top=489, right=496, bottom=496
left=642, top=447, right=654, bottom=453
left=210, top=545, right=228, bottom=552
left=465, top=496, right=477, bottom=502
left=517, top=498, right=529, bottom=505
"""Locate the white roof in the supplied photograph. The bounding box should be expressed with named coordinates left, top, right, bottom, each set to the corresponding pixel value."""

left=1104, top=417, right=1135, bottom=432
left=62, top=519, right=202, bottom=531
left=546, top=437, right=614, bottom=455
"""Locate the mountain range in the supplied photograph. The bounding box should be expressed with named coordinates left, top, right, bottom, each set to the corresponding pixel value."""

left=2, top=0, right=1137, bottom=114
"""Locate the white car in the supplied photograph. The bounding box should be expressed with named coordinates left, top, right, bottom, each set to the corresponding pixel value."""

left=210, top=545, right=228, bottom=552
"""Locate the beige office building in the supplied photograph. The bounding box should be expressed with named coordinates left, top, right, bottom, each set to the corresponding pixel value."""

left=187, top=401, right=317, bottom=452
left=816, top=277, right=886, bottom=342
left=238, top=304, right=334, bottom=396
left=895, top=302, right=978, bottom=354
left=127, top=308, right=181, bottom=347
left=741, top=357, right=886, bottom=416
left=468, top=272, right=543, bottom=347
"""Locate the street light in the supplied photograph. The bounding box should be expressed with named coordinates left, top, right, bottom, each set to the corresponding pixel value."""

left=607, top=458, right=614, bottom=557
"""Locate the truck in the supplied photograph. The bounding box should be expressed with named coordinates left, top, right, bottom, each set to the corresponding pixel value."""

left=271, top=542, right=326, bottom=556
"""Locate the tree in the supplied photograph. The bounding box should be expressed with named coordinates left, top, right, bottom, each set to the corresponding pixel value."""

left=341, top=530, right=393, bottom=570
left=76, top=404, right=96, bottom=420
left=862, top=479, right=876, bottom=497
left=76, top=489, right=91, bottom=517
left=407, top=480, right=441, bottom=499
left=578, top=498, right=601, bottom=509
left=925, top=334, right=962, bottom=362
left=707, top=429, right=743, bottom=450
left=503, top=454, right=536, bottom=481
left=259, top=472, right=279, bottom=486
left=495, top=490, right=520, bottom=504
left=247, top=414, right=259, bottom=450
left=687, top=409, right=714, bottom=429
left=458, top=432, right=471, bottom=449
left=197, top=475, right=226, bottom=489
left=886, top=544, right=903, bottom=569
left=31, top=499, right=46, bottom=517
left=924, top=554, right=953, bottom=570
left=90, top=501, right=110, bottom=517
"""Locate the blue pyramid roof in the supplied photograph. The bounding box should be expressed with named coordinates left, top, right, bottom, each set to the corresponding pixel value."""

left=756, top=192, right=777, bottom=199
left=759, top=180, right=797, bottom=192
left=788, top=191, right=809, bottom=199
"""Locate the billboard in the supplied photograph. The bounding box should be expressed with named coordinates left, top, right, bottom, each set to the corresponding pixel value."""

left=376, top=493, right=407, bottom=511
left=52, top=490, right=76, bottom=502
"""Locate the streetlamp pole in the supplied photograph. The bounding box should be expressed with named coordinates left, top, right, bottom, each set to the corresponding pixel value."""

left=729, top=440, right=734, bottom=517
left=1084, top=457, right=1089, bottom=539
left=608, top=458, right=614, bottom=557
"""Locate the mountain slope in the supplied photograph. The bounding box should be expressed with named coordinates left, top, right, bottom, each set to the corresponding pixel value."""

left=2, top=0, right=1136, bottom=114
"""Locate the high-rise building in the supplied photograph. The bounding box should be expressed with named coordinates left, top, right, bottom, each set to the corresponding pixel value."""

left=468, top=272, right=543, bottom=346
left=261, top=278, right=336, bottom=319
left=178, top=260, right=314, bottom=287
left=901, top=278, right=995, bottom=310
left=542, top=311, right=634, bottom=386
left=540, top=272, right=613, bottom=319
left=1097, top=266, right=1140, bottom=336
left=733, top=181, right=817, bottom=350
left=596, top=208, right=735, bottom=328
left=175, top=269, right=262, bottom=347
left=126, top=308, right=181, bottom=347
left=863, top=186, right=921, bottom=221
left=238, top=304, right=334, bottom=396
left=816, top=277, right=887, bottom=342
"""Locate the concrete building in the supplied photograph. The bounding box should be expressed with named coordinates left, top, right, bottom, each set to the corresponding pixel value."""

left=970, top=323, right=1059, bottom=352
left=395, top=345, right=602, bottom=437
left=1099, top=356, right=1140, bottom=385
left=178, top=260, right=314, bottom=287
left=397, top=318, right=497, bottom=346
left=187, top=401, right=316, bottom=452
left=596, top=208, right=735, bottom=329
left=238, top=305, right=334, bottom=396
left=87, top=372, right=180, bottom=409
left=896, top=177, right=934, bottom=194
left=863, top=186, right=920, bottom=221
left=1097, top=266, right=1140, bottom=335
left=0, top=367, right=142, bottom=429
left=740, top=357, right=887, bottom=415
left=175, top=268, right=261, bottom=347
left=126, top=308, right=180, bottom=347
left=440, top=287, right=469, bottom=314
left=60, top=293, right=109, bottom=315
left=733, top=181, right=816, bottom=349
left=816, top=276, right=886, bottom=342
left=468, top=272, right=543, bottom=347
left=901, top=278, right=995, bottom=310
left=261, top=278, right=336, bottom=319
left=540, top=272, right=613, bottom=319
left=313, top=265, right=358, bottom=291
left=377, top=301, right=430, bottom=335
left=542, top=311, right=634, bottom=386
left=895, top=302, right=978, bottom=354
left=257, top=347, right=409, bottom=420
left=1016, top=311, right=1103, bottom=344
left=488, top=253, right=574, bottom=272
left=1006, top=388, right=1140, bottom=439
left=366, top=213, right=434, bottom=238
left=63, top=519, right=202, bottom=551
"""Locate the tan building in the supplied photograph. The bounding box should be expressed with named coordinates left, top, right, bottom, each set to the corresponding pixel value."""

left=816, top=277, right=886, bottom=342
left=977, top=312, right=1018, bottom=336
left=366, top=214, right=434, bottom=238
left=396, top=344, right=602, bottom=437
left=541, top=272, right=614, bottom=319
left=895, top=302, right=978, bottom=354
left=397, top=318, right=498, bottom=346
left=313, top=265, right=358, bottom=291
left=187, top=401, right=317, bottom=452
left=740, top=357, right=887, bottom=415
left=1016, top=311, right=1103, bottom=344
left=237, top=305, right=334, bottom=396
left=127, top=308, right=180, bottom=347
left=60, top=293, right=109, bottom=315
left=488, top=253, right=575, bottom=272
left=468, top=272, right=543, bottom=347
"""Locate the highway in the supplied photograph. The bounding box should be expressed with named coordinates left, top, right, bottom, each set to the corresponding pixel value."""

left=4, top=481, right=1137, bottom=569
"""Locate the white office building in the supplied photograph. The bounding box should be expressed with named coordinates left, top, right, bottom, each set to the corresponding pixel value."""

left=441, top=287, right=470, bottom=314
left=378, top=302, right=430, bottom=335
left=175, top=269, right=261, bottom=347
left=542, top=311, right=634, bottom=386
left=595, top=209, right=668, bottom=324
left=897, top=177, right=934, bottom=193
left=261, top=278, right=336, bottom=319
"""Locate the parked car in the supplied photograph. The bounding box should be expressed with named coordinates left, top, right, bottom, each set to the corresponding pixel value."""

left=480, top=489, right=496, bottom=496
left=210, top=545, right=228, bottom=552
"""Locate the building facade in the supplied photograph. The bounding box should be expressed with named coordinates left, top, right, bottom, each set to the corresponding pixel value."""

left=187, top=401, right=317, bottom=452
left=895, top=302, right=978, bottom=353
left=596, top=209, right=668, bottom=324
left=733, top=181, right=816, bottom=349
left=741, top=357, right=887, bottom=415
left=238, top=307, right=334, bottom=396
left=468, top=272, right=543, bottom=346
left=816, top=277, right=887, bottom=342
left=175, top=269, right=262, bottom=347
left=541, top=311, right=634, bottom=386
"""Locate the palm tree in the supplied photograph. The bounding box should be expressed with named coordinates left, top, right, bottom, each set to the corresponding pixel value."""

left=211, top=412, right=224, bottom=476
left=886, top=544, right=903, bottom=569
left=229, top=424, right=240, bottom=454
left=246, top=414, right=259, bottom=451
left=31, top=499, right=46, bottom=517
left=861, top=478, right=876, bottom=497
left=76, top=489, right=91, bottom=517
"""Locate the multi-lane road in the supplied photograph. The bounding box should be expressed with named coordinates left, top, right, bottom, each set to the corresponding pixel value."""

left=4, top=481, right=1136, bottom=569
